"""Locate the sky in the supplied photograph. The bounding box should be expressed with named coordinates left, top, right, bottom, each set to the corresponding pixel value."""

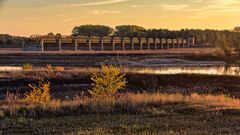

left=0, top=0, right=240, bottom=36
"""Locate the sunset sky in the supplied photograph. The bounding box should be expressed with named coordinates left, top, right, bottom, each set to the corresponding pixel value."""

left=0, top=0, right=240, bottom=36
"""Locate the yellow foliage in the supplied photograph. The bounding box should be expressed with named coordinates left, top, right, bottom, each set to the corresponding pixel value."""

left=55, top=66, right=65, bottom=72
left=47, top=64, right=53, bottom=73
left=88, top=65, right=127, bottom=97
left=24, top=81, right=51, bottom=103
left=22, top=63, right=33, bottom=71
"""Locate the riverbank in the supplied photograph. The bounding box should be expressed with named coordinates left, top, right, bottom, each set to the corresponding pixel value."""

left=1, top=71, right=240, bottom=99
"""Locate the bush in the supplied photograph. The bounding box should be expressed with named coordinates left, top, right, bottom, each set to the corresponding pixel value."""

left=22, top=63, right=33, bottom=71
left=47, top=64, right=53, bottom=73
left=88, top=65, right=127, bottom=97
left=24, top=81, right=51, bottom=103
left=217, top=38, right=232, bottom=56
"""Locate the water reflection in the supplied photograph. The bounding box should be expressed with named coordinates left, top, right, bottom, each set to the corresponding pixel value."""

left=1, top=66, right=240, bottom=76
left=0, top=66, right=22, bottom=71
left=127, top=66, right=240, bottom=76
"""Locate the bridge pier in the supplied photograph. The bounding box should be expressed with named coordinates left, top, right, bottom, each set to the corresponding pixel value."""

left=88, top=41, right=92, bottom=51
left=122, top=40, right=125, bottom=51
left=112, top=40, right=115, bottom=51
left=140, top=40, right=143, bottom=50
left=154, top=41, right=157, bottom=50
left=40, top=39, right=44, bottom=52
left=58, top=39, right=62, bottom=52
left=131, top=40, right=134, bottom=50
left=100, top=39, right=104, bottom=51
left=74, top=40, right=78, bottom=51
left=173, top=40, right=175, bottom=49
left=147, top=41, right=150, bottom=50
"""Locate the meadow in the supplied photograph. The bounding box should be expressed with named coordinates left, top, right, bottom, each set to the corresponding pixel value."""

left=0, top=64, right=240, bottom=135
left=1, top=92, right=240, bottom=134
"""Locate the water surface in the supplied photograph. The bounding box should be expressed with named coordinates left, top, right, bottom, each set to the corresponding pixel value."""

left=1, top=66, right=240, bottom=76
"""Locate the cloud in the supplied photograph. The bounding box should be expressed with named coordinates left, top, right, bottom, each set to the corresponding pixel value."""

left=190, top=0, right=203, bottom=3
left=56, top=0, right=129, bottom=7
left=131, top=5, right=137, bottom=8
left=89, top=10, right=120, bottom=14
left=130, top=4, right=145, bottom=8
left=204, top=0, right=240, bottom=12
left=161, top=4, right=189, bottom=10
left=181, top=0, right=240, bottom=20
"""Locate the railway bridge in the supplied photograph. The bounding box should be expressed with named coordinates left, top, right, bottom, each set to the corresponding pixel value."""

left=23, top=35, right=195, bottom=52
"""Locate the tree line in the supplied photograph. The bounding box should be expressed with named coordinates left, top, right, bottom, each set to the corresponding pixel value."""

left=43, top=24, right=240, bottom=56
left=0, top=34, right=26, bottom=46
left=71, top=25, right=240, bottom=47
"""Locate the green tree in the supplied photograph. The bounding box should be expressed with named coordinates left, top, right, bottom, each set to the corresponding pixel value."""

left=216, top=33, right=233, bottom=56
left=47, top=32, right=55, bottom=38
left=0, top=40, right=3, bottom=45
left=230, top=32, right=240, bottom=55
left=55, top=33, right=62, bottom=39
left=72, top=25, right=114, bottom=37
left=115, top=25, right=146, bottom=37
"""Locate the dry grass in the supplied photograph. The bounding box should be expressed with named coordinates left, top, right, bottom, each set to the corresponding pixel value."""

left=55, top=66, right=65, bottom=72
left=24, top=81, right=51, bottom=103
left=1, top=92, right=240, bottom=134
left=4, top=70, right=87, bottom=80
left=1, top=92, right=240, bottom=118
left=22, top=63, right=33, bottom=71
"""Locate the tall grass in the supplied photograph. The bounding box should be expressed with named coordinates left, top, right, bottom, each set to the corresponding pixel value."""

left=1, top=92, right=240, bottom=118
left=22, top=63, right=33, bottom=71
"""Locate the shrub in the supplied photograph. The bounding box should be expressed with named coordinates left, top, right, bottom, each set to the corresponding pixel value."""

left=24, top=81, right=51, bottom=103
left=216, top=33, right=235, bottom=56
left=22, top=63, right=33, bottom=71
left=47, top=64, right=53, bottom=73
left=88, top=65, right=127, bottom=97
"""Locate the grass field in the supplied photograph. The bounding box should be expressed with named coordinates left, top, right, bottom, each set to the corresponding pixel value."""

left=1, top=93, right=240, bottom=135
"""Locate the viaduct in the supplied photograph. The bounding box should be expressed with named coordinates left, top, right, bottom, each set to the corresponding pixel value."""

left=23, top=35, right=195, bottom=52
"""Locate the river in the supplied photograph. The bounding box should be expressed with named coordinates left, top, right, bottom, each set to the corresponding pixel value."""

left=1, top=66, right=240, bottom=76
